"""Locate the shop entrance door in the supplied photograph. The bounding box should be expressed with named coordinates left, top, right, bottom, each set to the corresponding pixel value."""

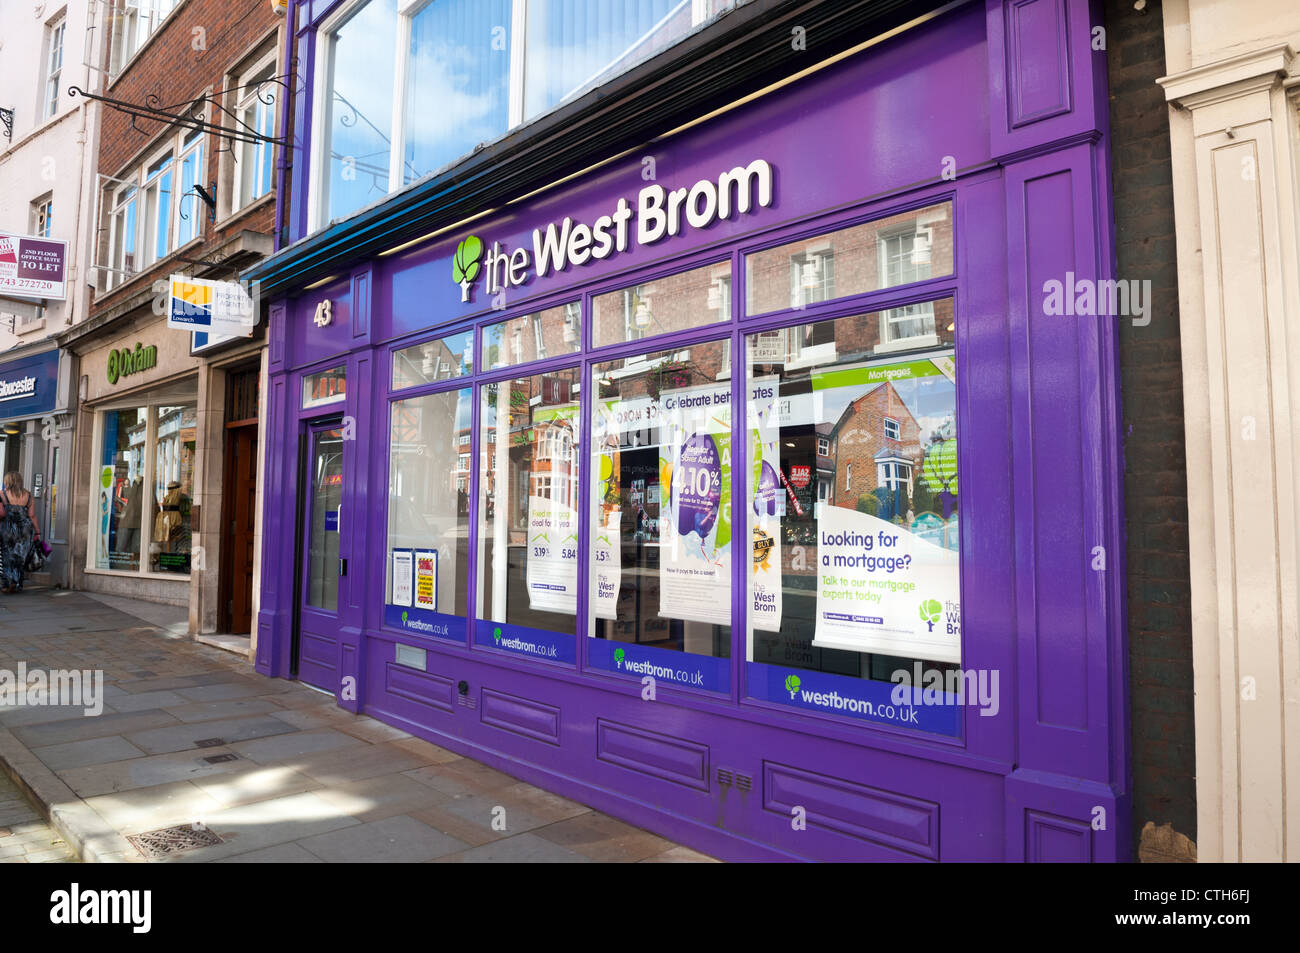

left=219, top=423, right=258, bottom=633
left=291, top=420, right=346, bottom=693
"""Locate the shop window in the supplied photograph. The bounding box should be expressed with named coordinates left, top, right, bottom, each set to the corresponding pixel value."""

left=587, top=339, right=734, bottom=690
left=95, top=408, right=148, bottom=572
left=745, top=202, right=952, bottom=316
left=392, top=330, right=473, bottom=390
left=483, top=302, right=580, bottom=369
left=151, top=405, right=196, bottom=573
left=477, top=367, right=582, bottom=644
left=302, top=365, right=347, bottom=409
left=310, top=0, right=735, bottom=232
left=744, top=300, right=961, bottom=733
left=385, top=388, right=471, bottom=624
left=591, top=261, right=729, bottom=348
left=93, top=402, right=198, bottom=576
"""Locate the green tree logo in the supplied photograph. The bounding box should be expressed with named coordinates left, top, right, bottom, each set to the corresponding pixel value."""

left=493, top=626, right=502, bottom=644
left=401, top=611, right=408, bottom=625
left=919, top=599, right=943, bottom=632
left=784, top=674, right=801, bottom=698
left=453, top=236, right=484, bottom=302
left=613, top=648, right=626, bottom=668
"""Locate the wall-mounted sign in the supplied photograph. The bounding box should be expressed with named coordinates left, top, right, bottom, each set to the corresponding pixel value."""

left=313, top=299, right=333, bottom=327
left=0, top=232, right=67, bottom=301
left=106, top=342, right=158, bottom=385
left=454, top=159, right=775, bottom=302
left=0, top=349, right=59, bottom=418
left=168, top=275, right=255, bottom=336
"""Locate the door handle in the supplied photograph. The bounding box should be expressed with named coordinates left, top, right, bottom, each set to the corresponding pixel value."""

left=338, top=557, right=347, bottom=577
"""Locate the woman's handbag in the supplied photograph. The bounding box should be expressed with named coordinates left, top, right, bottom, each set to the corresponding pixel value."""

left=24, top=540, right=46, bottom=573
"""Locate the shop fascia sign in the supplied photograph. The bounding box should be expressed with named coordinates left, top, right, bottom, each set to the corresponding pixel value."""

left=106, top=342, right=158, bottom=385
left=452, top=158, right=775, bottom=302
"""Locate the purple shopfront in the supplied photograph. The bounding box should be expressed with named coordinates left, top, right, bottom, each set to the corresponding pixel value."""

left=253, top=0, right=1129, bottom=861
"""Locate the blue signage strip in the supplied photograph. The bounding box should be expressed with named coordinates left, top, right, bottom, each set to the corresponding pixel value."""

left=0, top=349, right=58, bottom=420
left=474, top=620, right=575, bottom=665
left=746, top=662, right=962, bottom=737
left=587, top=638, right=730, bottom=693
left=382, top=604, right=465, bottom=643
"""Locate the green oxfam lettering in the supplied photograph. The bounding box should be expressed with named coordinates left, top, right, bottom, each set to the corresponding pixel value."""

left=106, top=342, right=158, bottom=385
left=453, top=236, right=483, bottom=303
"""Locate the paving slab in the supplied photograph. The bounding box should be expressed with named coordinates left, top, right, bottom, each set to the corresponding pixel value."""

left=0, top=589, right=713, bottom=863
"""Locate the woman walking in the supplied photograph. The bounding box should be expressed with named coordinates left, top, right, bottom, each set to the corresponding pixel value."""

left=0, top=471, right=40, bottom=593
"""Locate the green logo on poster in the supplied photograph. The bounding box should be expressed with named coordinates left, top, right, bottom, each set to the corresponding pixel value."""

left=493, top=626, right=502, bottom=644
left=100, top=467, right=113, bottom=489
left=919, top=599, right=943, bottom=632
left=453, top=235, right=483, bottom=303
left=784, top=674, right=801, bottom=698
left=613, top=647, right=625, bottom=667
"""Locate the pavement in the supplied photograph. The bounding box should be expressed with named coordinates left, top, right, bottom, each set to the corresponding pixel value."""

left=0, top=587, right=715, bottom=863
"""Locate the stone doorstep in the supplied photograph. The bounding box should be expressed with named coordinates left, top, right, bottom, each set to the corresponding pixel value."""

left=195, top=634, right=253, bottom=661
left=0, top=726, right=133, bottom=863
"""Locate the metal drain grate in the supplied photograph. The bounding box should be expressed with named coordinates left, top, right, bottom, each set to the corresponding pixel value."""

left=194, top=738, right=225, bottom=748
left=202, top=753, right=238, bottom=764
left=127, top=823, right=223, bottom=859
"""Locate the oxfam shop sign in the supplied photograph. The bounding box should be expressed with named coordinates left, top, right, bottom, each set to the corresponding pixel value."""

left=106, top=342, right=158, bottom=385
left=452, top=158, right=775, bottom=302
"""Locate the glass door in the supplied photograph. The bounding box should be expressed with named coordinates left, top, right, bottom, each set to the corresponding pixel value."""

left=293, top=421, right=346, bottom=691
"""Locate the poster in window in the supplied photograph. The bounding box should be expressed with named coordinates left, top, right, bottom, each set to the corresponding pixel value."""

left=810, top=355, right=960, bottom=663
left=391, top=549, right=413, bottom=607
left=414, top=550, right=437, bottom=612
left=748, top=376, right=783, bottom=632
left=657, top=380, right=733, bottom=627
left=525, top=403, right=579, bottom=614
left=593, top=509, right=621, bottom=620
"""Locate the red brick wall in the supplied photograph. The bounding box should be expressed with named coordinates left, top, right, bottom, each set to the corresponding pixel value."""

left=92, top=0, right=282, bottom=313
left=829, top=382, right=923, bottom=509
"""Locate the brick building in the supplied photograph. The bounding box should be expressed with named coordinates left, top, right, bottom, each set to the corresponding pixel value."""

left=55, top=0, right=288, bottom=649
left=828, top=381, right=924, bottom=519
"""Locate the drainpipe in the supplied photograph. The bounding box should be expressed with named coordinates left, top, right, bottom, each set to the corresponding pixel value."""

left=273, top=0, right=297, bottom=251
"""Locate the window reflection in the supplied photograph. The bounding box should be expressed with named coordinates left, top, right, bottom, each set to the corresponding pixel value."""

left=589, top=340, right=732, bottom=661
left=478, top=367, right=582, bottom=634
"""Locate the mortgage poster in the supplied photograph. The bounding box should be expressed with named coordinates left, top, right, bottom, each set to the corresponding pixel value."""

left=748, top=376, right=783, bottom=632
left=525, top=403, right=579, bottom=614
left=810, top=355, right=961, bottom=664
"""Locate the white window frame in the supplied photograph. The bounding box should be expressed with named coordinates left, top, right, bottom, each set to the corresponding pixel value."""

left=175, top=129, right=206, bottom=247
left=44, top=16, right=66, bottom=119
left=138, top=146, right=175, bottom=270
left=817, top=436, right=830, bottom=456
left=111, top=0, right=181, bottom=77
left=876, top=227, right=939, bottom=352
left=876, top=457, right=913, bottom=497
left=227, top=49, right=279, bottom=216
left=31, top=195, right=54, bottom=238
left=310, top=0, right=723, bottom=233
left=789, top=244, right=834, bottom=309
left=883, top=417, right=900, bottom=441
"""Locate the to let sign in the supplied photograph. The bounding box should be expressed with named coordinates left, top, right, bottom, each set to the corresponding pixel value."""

left=0, top=233, right=67, bottom=301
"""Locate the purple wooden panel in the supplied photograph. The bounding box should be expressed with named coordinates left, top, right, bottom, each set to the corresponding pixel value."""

left=385, top=662, right=455, bottom=714
left=351, top=268, right=371, bottom=342
left=268, top=301, right=287, bottom=369
left=763, top=761, right=940, bottom=860
left=596, top=719, right=710, bottom=792
left=480, top=689, right=561, bottom=745
left=1025, top=810, right=1092, bottom=862
left=1006, top=0, right=1072, bottom=127
left=299, top=631, right=335, bottom=666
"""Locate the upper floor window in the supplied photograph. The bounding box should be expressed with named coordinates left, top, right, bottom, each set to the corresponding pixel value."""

left=31, top=196, right=54, bottom=238
left=102, top=126, right=207, bottom=290
left=311, top=0, right=735, bottom=230
left=884, top=417, right=900, bottom=441
left=111, top=0, right=179, bottom=76
left=229, top=55, right=278, bottom=215
left=44, top=16, right=66, bottom=119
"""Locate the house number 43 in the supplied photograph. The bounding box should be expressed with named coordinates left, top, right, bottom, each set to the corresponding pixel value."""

left=313, top=299, right=333, bottom=328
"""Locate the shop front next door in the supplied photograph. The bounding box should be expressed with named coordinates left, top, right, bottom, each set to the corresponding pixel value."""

left=292, top=421, right=345, bottom=693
